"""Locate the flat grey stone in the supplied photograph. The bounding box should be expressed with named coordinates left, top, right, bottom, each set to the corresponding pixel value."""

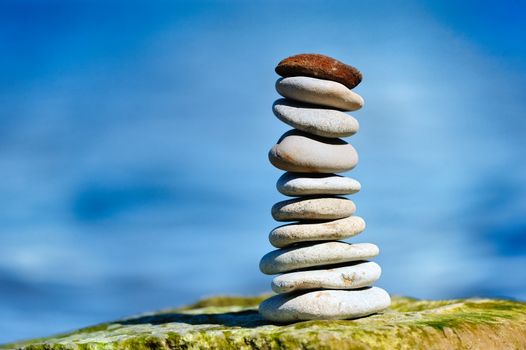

left=271, top=261, right=381, bottom=293
left=276, top=76, right=364, bottom=111
left=259, top=241, right=379, bottom=275
left=269, top=216, right=365, bottom=248
left=277, top=172, right=361, bottom=196
left=269, top=130, right=358, bottom=173
left=271, top=197, right=355, bottom=222
left=273, top=99, right=359, bottom=138
left=259, top=287, right=391, bottom=322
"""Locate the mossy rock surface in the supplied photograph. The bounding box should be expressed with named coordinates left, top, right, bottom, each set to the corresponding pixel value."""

left=2, top=295, right=526, bottom=349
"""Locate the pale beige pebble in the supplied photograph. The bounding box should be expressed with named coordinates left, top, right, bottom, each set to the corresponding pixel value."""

left=259, top=287, right=391, bottom=322
left=276, top=76, right=364, bottom=111
left=271, top=197, right=355, bottom=222
left=259, top=241, right=379, bottom=275
left=277, top=172, right=361, bottom=196
left=272, top=99, right=359, bottom=138
left=271, top=261, right=381, bottom=293
left=268, top=130, right=358, bottom=173
left=269, top=216, right=365, bottom=248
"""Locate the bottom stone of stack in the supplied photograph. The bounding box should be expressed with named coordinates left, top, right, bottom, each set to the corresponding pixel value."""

left=259, top=287, right=391, bottom=323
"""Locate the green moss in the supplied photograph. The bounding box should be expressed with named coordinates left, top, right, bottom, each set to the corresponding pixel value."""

left=2, top=296, right=525, bottom=350
left=184, top=295, right=270, bottom=309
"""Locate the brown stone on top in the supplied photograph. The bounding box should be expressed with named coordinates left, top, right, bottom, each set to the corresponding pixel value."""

left=275, top=54, right=362, bottom=89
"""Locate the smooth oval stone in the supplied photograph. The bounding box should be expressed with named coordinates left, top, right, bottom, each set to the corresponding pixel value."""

left=269, top=216, right=365, bottom=248
left=277, top=172, right=361, bottom=196
left=276, top=77, right=364, bottom=111
left=271, top=261, right=381, bottom=293
left=271, top=197, right=355, bottom=222
left=269, top=130, right=358, bottom=173
left=275, top=53, right=362, bottom=89
left=273, top=99, right=359, bottom=138
left=259, top=241, right=379, bottom=275
left=259, top=287, right=391, bottom=322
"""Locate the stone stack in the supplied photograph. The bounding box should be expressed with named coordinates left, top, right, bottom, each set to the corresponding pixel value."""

left=259, top=54, right=390, bottom=322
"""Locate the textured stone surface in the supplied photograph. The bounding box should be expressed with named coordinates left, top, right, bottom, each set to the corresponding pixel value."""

left=277, top=172, right=361, bottom=196
left=269, top=130, right=358, bottom=173
left=260, top=287, right=391, bottom=322
left=273, top=99, right=359, bottom=138
left=276, top=77, right=364, bottom=111
left=275, top=53, right=363, bottom=89
left=271, top=261, right=381, bottom=293
left=269, top=216, right=365, bottom=248
left=5, top=295, right=526, bottom=350
left=271, top=197, right=356, bottom=222
left=259, top=242, right=379, bottom=275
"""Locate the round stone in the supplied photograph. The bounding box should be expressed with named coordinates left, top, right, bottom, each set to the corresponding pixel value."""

left=276, top=77, right=364, bottom=111
left=275, top=53, right=363, bottom=89
left=259, top=241, right=379, bottom=275
left=259, top=287, right=391, bottom=322
left=271, top=197, right=355, bottom=222
left=271, top=261, right=381, bottom=293
left=277, top=172, right=361, bottom=196
left=272, top=99, right=359, bottom=138
left=269, top=130, right=358, bottom=173
left=269, top=216, right=365, bottom=248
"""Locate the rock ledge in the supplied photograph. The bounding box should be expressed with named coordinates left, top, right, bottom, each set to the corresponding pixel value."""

left=2, top=295, right=525, bottom=350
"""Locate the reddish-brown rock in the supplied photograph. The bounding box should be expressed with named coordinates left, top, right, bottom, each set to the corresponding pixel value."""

left=275, top=54, right=362, bottom=89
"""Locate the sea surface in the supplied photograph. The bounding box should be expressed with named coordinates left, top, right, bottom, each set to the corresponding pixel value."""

left=1, top=0, right=525, bottom=343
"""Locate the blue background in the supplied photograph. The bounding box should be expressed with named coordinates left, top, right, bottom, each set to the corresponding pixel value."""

left=1, top=0, right=525, bottom=343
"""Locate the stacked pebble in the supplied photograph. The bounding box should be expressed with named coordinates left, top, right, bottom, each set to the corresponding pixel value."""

left=259, top=54, right=390, bottom=322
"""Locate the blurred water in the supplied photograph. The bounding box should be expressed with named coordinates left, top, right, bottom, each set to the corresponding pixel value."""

left=1, top=0, right=525, bottom=343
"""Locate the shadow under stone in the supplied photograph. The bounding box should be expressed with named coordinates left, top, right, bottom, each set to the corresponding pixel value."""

left=118, top=309, right=272, bottom=328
